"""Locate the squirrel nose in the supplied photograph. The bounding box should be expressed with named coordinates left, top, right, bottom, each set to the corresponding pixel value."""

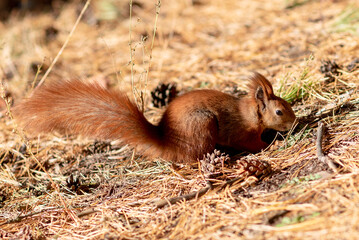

left=286, top=117, right=297, bottom=131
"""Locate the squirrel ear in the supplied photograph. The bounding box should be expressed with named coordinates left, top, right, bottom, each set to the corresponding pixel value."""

left=255, top=86, right=267, bottom=110
left=255, top=86, right=264, bottom=100
left=249, top=72, right=274, bottom=97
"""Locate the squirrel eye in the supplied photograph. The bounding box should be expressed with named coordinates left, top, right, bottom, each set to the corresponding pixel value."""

left=276, top=110, right=283, bottom=116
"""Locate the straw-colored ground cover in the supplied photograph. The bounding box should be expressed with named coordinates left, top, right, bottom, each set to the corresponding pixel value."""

left=1, top=0, right=359, bottom=239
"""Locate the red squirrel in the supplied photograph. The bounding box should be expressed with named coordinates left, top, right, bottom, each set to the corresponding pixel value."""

left=13, top=72, right=296, bottom=164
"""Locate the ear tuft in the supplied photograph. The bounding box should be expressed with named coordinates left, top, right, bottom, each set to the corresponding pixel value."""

left=255, top=86, right=264, bottom=101
left=247, top=72, right=274, bottom=99
left=255, top=86, right=266, bottom=110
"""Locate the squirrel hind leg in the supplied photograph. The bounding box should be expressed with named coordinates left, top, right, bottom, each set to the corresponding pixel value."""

left=159, top=109, right=219, bottom=164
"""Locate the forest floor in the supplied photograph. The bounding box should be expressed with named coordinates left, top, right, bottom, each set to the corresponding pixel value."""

left=1, top=0, right=359, bottom=239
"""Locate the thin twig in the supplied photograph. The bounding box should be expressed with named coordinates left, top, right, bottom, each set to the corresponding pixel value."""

left=0, top=207, right=60, bottom=226
left=31, top=61, right=43, bottom=90
left=316, top=121, right=326, bottom=162
left=155, top=181, right=213, bottom=208
left=76, top=208, right=99, bottom=218
left=316, top=121, right=338, bottom=172
left=155, top=176, right=258, bottom=208
left=128, top=0, right=138, bottom=105
left=36, top=0, right=91, bottom=88
left=142, top=0, right=161, bottom=111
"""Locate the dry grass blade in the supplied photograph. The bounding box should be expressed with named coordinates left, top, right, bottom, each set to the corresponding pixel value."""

left=37, top=0, right=92, bottom=88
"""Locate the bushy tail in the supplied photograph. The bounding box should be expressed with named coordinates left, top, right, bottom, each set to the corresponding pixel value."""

left=13, top=80, right=162, bottom=155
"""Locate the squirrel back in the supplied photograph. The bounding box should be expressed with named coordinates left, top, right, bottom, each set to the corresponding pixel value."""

left=13, top=73, right=296, bottom=163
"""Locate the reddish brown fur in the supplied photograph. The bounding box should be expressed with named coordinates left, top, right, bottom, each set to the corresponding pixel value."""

left=13, top=73, right=296, bottom=164
left=248, top=73, right=275, bottom=98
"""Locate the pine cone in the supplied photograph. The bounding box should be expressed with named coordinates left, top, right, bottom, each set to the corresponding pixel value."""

left=320, top=60, right=342, bottom=83
left=235, top=159, right=272, bottom=178
left=66, top=174, right=91, bottom=195
left=151, top=82, right=178, bottom=108
left=200, top=149, right=230, bottom=177
left=82, top=141, right=112, bottom=155
left=200, top=150, right=272, bottom=183
left=66, top=174, right=81, bottom=191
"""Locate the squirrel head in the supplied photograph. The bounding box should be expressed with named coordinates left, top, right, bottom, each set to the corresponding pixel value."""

left=248, top=72, right=296, bottom=132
